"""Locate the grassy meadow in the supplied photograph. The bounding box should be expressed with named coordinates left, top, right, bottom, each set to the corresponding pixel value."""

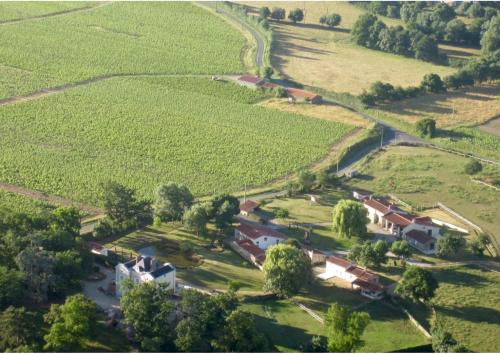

left=239, top=1, right=456, bottom=94
left=0, top=77, right=353, bottom=204
left=0, top=2, right=244, bottom=99
left=345, top=146, right=500, bottom=245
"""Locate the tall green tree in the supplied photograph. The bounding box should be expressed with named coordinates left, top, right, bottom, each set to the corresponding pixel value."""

left=50, top=207, right=81, bottom=236
left=153, top=182, right=194, bottom=222
left=270, top=7, right=285, bottom=21
left=101, top=181, right=149, bottom=227
left=298, top=169, right=316, bottom=192
left=183, top=204, right=208, bottom=236
left=431, top=321, right=468, bottom=353
left=391, top=240, right=412, bottom=260
left=210, top=194, right=239, bottom=230
left=421, top=73, right=446, bottom=93
left=395, top=266, right=438, bottom=303
left=436, top=233, right=466, bottom=258
left=263, top=244, right=312, bottom=298
left=259, top=6, right=271, bottom=19
left=0, top=266, right=26, bottom=310
left=325, top=303, right=370, bottom=352
left=121, top=281, right=177, bottom=351
left=0, top=306, right=42, bottom=352
left=43, top=294, right=98, bottom=351
left=332, top=199, right=368, bottom=238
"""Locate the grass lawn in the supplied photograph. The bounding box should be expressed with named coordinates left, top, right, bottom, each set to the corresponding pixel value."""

left=0, top=76, right=353, bottom=204
left=345, top=145, right=500, bottom=246
left=240, top=1, right=456, bottom=95
left=281, top=225, right=358, bottom=251
left=104, top=222, right=264, bottom=292
left=430, top=265, right=500, bottom=352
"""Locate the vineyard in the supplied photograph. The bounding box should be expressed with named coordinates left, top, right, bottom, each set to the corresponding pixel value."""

left=0, top=190, right=54, bottom=214
left=434, top=127, right=500, bottom=161
left=0, top=2, right=244, bottom=99
left=0, top=77, right=353, bottom=204
left=0, top=2, right=92, bottom=22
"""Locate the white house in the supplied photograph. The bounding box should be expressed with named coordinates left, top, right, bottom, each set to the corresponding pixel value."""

left=362, top=196, right=442, bottom=254
left=115, top=256, right=176, bottom=297
left=235, top=222, right=288, bottom=250
left=319, top=256, right=384, bottom=299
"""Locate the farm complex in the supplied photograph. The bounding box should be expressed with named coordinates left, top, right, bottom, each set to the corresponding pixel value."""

left=0, top=1, right=498, bottom=353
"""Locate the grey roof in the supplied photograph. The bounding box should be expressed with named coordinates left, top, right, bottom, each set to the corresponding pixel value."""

left=123, top=256, right=141, bottom=268
left=150, top=264, right=175, bottom=278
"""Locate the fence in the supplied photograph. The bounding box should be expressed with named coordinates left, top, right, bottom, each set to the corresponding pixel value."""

left=471, top=178, right=500, bottom=191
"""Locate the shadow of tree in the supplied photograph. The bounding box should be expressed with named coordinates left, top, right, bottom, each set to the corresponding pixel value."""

left=436, top=305, right=500, bottom=325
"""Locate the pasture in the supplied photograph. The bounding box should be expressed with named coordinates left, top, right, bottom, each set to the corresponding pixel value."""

left=344, top=146, right=500, bottom=246
left=431, top=265, right=500, bottom=352
left=0, top=2, right=244, bottom=99
left=240, top=1, right=456, bottom=94
left=0, top=77, right=353, bottom=204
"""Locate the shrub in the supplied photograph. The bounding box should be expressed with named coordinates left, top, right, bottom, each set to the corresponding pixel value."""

left=179, top=241, right=193, bottom=258
left=464, top=159, right=482, bottom=175
left=421, top=73, right=446, bottom=93
left=274, top=208, right=290, bottom=219
left=415, top=118, right=436, bottom=138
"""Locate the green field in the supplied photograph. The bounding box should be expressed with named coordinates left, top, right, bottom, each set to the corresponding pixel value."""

left=431, top=266, right=500, bottom=352
left=0, top=189, right=54, bottom=215
left=345, top=146, right=500, bottom=246
left=0, top=77, right=352, bottom=204
left=0, top=2, right=244, bottom=99
left=0, top=2, right=92, bottom=22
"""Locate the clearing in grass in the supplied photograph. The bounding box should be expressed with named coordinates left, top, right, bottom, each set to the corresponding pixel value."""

left=0, top=77, right=353, bottom=204
left=0, top=2, right=244, bottom=99
left=344, top=146, right=500, bottom=246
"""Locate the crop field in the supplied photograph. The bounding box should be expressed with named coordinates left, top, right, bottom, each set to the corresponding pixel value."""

left=239, top=1, right=456, bottom=95
left=380, top=84, right=500, bottom=129
left=0, top=2, right=93, bottom=22
left=0, top=189, right=54, bottom=215
left=0, top=2, right=244, bottom=99
left=344, top=146, right=500, bottom=245
left=431, top=266, right=500, bottom=352
left=0, top=77, right=353, bottom=204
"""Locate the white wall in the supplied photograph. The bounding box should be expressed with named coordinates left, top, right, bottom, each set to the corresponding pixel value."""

left=325, top=262, right=357, bottom=283
left=253, top=235, right=285, bottom=250
left=403, top=223, right=440, bottom=238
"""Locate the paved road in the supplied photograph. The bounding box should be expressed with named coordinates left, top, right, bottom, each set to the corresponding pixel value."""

left=199, top=2, right=265, bottom=69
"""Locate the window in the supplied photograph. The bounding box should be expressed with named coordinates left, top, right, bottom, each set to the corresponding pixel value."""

left=427, top=229, right=432, bottom=236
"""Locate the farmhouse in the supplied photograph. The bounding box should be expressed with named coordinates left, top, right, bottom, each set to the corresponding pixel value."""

left=231, top=239, right=266, bottom=269
left=236, top=75, right=264, bottom=89
left=239, top=199, right=259, bottom=216
left=235, top=222, right=288, bottom=250
left=115, top=256, right=176, bottom=297
left=319, top=256, right=384, bottom=299
left=362, top=195, right=441, bottom=253
left=286, top=87, right=322, bottom=104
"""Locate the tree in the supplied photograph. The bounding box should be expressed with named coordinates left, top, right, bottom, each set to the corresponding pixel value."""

left=274, top=208, right=290, bottom=219
left=153, top=182, right=193, bottom=222
left=320, top=13, right=342, bottom=28
left=436, top=233, right=466, bottom=258
left=210, top=194, right=239, bottom=230
left=121, top=282, right=177, bottom=351
left=263, top=244, right=312, bottom=298
left=15, top=246, right=57, bottom=303
left=325, top=303, right=370, bottom=352
left=0, top=266, right=26, bottom=310
left=101, top=181, right=149, bottom=228
left=284, top=238, right=301, bottom=249
left=0, top=306, right=42, bottom=352
left=44, top=294, right=98, bottom=351
left=270, top=7, right=285, bottom=21
left=263, top=66, right=273, bottom=79
left=415, top=118, right=436, bottom=138
left=317, top=170, right=339, bottom=189
left=332, top=199, right=368, bottom=238
left=348, top=241, right=387, bottom=268
left=373, top=240, right=389, bottom=266
left=395, top=266, right=438, bottom=303
left=213, top=310, right=269, bottom=352
left=288, top=8, right=304, bottom=23
left=431, top=321, right=468, bottom=353
left=50, top=207, right=81, bottom=236
left=274, top=86, right=287, bottom=98
left=298, top=169, right=316, bottom=192
left=259, top=6, right=271, bottom=19
left=413, top=35, right=440, bottom=62
left=183, top=204, right=208, bottom=236
left=351, top=13, right=378, bottom=46
left=481, top=16, right=500, bottom=55
left=421, top=73, right=446, bottom=93
left=391, top=240, right=412, bottom=260
left=54, top=250, right=86, bottom=295
left=466, top=2, right=485, bottom=18
left=464, top=159, right=483, bottom=175
left=444, top=19, right=467, bottom=44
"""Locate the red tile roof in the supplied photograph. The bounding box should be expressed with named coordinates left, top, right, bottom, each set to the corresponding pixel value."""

left=412, top=216, right=439, bottom=228
left=347, top=267, right=378, bottom=282
left=237, top=75, right=263, bottom=84
left=352, top=278, right=384, bottom=292
left=286, top=87, right=321, bottom=100
left=384, top=212, right=413, bottom=227
left=363, top=198, right=392, bottom=215
left=405, top=230, right=435, bottom=244
left=327, top=255, right=354, bottom=270
left=237, top=223, right=288, bottom=240
left=236, top=239, right=265, bottom=260
left=262, top=82, right=279, bottom=89
left=240, top=200, right=259, bottom=213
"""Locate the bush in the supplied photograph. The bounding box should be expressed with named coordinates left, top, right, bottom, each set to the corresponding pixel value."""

left=92, top=219, right=113, bottom=239
left=421, top=73, right=446, bottom=93
left=270, top=7, right=285, bottom=21
left=464, top=159, right=482, bottom=175
left=415, top=118, right=436, bottom=138
left=274, top=208, right=290, bottom=219
left=288, top=8, right=304, bottom=23
left=319, top=13, right=342, bottom=28
left=179, top=241, right=193, bottom=258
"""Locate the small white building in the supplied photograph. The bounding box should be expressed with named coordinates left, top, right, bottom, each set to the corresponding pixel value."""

left=115, top=256, right=176, bottom=297
left=239, top=200, right=259, bottom=216
left=319, top=256, right=384, bottom=300
left=235, top=222, right=288, bottom=250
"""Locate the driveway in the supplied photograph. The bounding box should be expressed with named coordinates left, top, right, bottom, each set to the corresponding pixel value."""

left=82, top=265, right=120, bottom=311
left=368, top=223, right=397, bottom=243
